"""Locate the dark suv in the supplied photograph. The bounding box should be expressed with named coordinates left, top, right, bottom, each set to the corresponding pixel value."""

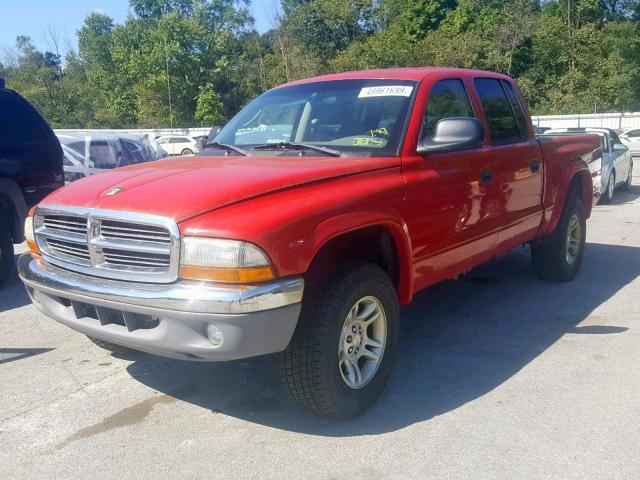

left=0, top=78, right=64, bottom=284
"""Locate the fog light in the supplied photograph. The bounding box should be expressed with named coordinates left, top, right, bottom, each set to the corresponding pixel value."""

left=206, top=324, right=224, bottom=346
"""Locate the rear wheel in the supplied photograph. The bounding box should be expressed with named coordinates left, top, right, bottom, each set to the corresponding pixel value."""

left=531, top=193, right=586, bottom=282
left=0, top=230, right=14, bottom=286
left=601, top=171, right=615, bottom=203
left=621, top=161, right=633, bottom=191
left=180, top=148, right=194, bottom=156
left=281, top=262, right=399, bottom=419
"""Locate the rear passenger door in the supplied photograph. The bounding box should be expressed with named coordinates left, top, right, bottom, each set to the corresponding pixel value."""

left=473, top=78, right=543, bottom=253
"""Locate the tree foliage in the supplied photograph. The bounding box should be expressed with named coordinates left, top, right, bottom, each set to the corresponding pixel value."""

left=1, top=0, right=639, bottom=128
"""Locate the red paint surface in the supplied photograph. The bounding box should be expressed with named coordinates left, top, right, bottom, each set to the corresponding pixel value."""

left=39, top=68, right=601, bottom=304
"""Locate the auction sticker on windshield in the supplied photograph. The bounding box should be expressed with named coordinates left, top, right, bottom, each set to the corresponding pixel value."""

left=358, top=86, right=414, bottom=98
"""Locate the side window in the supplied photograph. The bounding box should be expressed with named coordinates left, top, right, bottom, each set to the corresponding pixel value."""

left=422, top=79, right=475, bottom=139
left=628, top=130, right=640, bottom=138
left=474, top=78, right=523, bottom=145
left=501, top=81, right=528, bottom=139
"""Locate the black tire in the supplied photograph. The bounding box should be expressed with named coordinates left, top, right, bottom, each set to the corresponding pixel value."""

left=600, top=170, right=615, bottom=203
left=181, top=148, right=193, bottom=156
left=531, top=193, right=586, bottom=282
left=621, top=161, right=633, bottom=191
left=280, top=261, right=400, bottom=419
left=86, top=335, right=131, bottom=354
left=0, top=230, right=14, bottom=286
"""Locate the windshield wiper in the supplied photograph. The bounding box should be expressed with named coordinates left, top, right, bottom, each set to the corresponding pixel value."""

left=204, top=142, right=248, bottom=156
left=251, top=142, right=341, bottom=157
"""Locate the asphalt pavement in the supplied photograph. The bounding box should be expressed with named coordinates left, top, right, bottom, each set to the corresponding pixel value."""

left=1, top=172, right=639, bottom=479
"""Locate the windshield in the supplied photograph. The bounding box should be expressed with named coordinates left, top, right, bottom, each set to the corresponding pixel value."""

left=215, top=79, right=418, bottom=157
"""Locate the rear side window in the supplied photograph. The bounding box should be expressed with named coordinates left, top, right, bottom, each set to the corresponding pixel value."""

left=501, top=81, right=528, bottom=138
left=0, top=93, right=50, bottom=143
left=627, top=129, right=640, bottom=138
left=474, top=78, right=523, bottom=145
left=422, top=79, right=475, bottom=140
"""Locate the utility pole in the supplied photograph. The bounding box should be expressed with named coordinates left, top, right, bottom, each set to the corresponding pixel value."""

left=164, top=38, right=174, bottom=131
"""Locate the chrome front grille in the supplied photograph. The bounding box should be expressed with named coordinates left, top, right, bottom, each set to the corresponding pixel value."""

left=34, top=206, right=180, bottom=283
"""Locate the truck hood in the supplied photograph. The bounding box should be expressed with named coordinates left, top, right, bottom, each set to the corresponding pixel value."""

left=41, top=154, right=400, bottom=222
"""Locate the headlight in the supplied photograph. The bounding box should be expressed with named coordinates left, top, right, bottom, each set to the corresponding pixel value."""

left=179, top=237, right=274, bottom=283
left=24, top=216, right=40, bottom=255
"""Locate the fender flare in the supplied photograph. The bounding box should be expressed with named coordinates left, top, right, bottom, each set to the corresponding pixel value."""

left=303, top=210, right=414, bottom=304
left=543, top=166, right=593, bottom=237
left=0, top=177, right=27, bottom=241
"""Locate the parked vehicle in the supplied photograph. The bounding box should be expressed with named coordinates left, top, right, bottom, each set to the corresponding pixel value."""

left=57, top=133, right=164, bottom=182
left=620, top=128, right=640, bottom=157
left=192, top=135, right=208, bottom=151
left=544, top=127, right=632, bottom=203
left=19, top=68, right=602, bottom=418
left=534, top=126, right=550, bottom=135
left=0, top=79, right=64, bottom=284
left=155, top=135, right=199, bottom=155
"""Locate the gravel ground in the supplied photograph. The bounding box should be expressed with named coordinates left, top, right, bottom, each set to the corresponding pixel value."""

left=1, top=172, right=639, bottom=479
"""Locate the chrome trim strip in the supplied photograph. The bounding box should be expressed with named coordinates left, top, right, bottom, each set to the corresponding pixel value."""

left=34, top=204, right=180, bottom=284
left=18, top=255, right=304, bottom=314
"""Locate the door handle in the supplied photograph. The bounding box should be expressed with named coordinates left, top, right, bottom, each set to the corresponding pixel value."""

left=530, top=159, right=541, bottom=173
left=480, top=169, right=493, bottom=183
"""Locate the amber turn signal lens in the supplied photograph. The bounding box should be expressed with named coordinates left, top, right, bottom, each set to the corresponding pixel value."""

left=179, top=265, right=275, bottom=283
left=26, top=239, right=40, bottom=255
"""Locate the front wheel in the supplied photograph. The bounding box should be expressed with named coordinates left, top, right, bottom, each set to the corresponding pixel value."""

left=531, top=193, right=586, bottom=282
left=280, top=262, right=399, bottom=419
left=180, top=148, right=194, bottom=156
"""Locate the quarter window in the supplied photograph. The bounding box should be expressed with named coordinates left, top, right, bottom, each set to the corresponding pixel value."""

left=422, top=79, right=475, bottom=140
left=501, top=81, right=528, bottom=139
left=474, top=78, right=523, bottom=145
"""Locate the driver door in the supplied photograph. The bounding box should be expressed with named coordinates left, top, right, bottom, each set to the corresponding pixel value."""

left=405, top=78, right=499, bottom=290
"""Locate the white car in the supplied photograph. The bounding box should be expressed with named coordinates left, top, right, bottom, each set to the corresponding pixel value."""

left=155, top=135, right=199, bottom=156
left=620, top=128, right=640, bottom=157
left=544, top=127, right=632, bottom=203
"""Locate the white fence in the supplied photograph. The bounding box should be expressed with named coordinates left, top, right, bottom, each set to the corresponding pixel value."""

left=532, top=113, right=640, bottom=130
left=55, top=127, right=212, bottom=138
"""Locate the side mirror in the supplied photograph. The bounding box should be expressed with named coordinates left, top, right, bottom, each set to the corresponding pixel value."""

left=613, top=143, right=628, bottom=152
left=417, top=117, right=486, bottom=154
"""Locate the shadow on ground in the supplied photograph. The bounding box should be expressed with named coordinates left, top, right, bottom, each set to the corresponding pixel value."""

left=0, top=254, right=31, bottom=311
left=126, top=242, right=639, bottom=435
left=608, top=184, right=640, bottom=205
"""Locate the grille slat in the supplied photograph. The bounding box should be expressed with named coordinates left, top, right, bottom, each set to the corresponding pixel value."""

left=46, top=238, right=91, bottom=262
left=35, top=208, right=178, bottom=282
left=100, top=220, right=171, bottom=244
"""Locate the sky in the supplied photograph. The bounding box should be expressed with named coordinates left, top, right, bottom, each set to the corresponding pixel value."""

left=0, top=0, right=279, bottom=58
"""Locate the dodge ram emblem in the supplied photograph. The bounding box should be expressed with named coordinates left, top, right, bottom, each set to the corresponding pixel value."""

left=105, top=187, right=124, bottom=196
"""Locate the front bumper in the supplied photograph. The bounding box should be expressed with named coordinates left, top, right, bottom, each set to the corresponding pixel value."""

left=18, top=254, right=303, bottom=361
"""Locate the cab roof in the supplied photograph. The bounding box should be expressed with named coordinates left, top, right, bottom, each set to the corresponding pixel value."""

left=280, top=67, right=512, bottom=88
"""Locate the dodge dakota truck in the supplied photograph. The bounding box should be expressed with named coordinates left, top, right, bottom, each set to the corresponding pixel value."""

left=18, top=68, right=602, bottom=419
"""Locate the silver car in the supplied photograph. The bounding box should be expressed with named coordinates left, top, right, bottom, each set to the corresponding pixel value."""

left=544, top=127, right=633, bottom=203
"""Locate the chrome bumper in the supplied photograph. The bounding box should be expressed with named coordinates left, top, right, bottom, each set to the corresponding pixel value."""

left=18, top=254, right=303, bottom=361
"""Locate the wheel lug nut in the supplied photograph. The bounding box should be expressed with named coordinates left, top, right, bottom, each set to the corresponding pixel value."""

left=348, top=347, right=354, bottom=353
left=347, top=335, right=353, bottom=343
left=352, top=325, right=357, bottom=333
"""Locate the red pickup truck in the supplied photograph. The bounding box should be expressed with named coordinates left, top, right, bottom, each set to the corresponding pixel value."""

left=19, top=68, right=601, bottom=419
